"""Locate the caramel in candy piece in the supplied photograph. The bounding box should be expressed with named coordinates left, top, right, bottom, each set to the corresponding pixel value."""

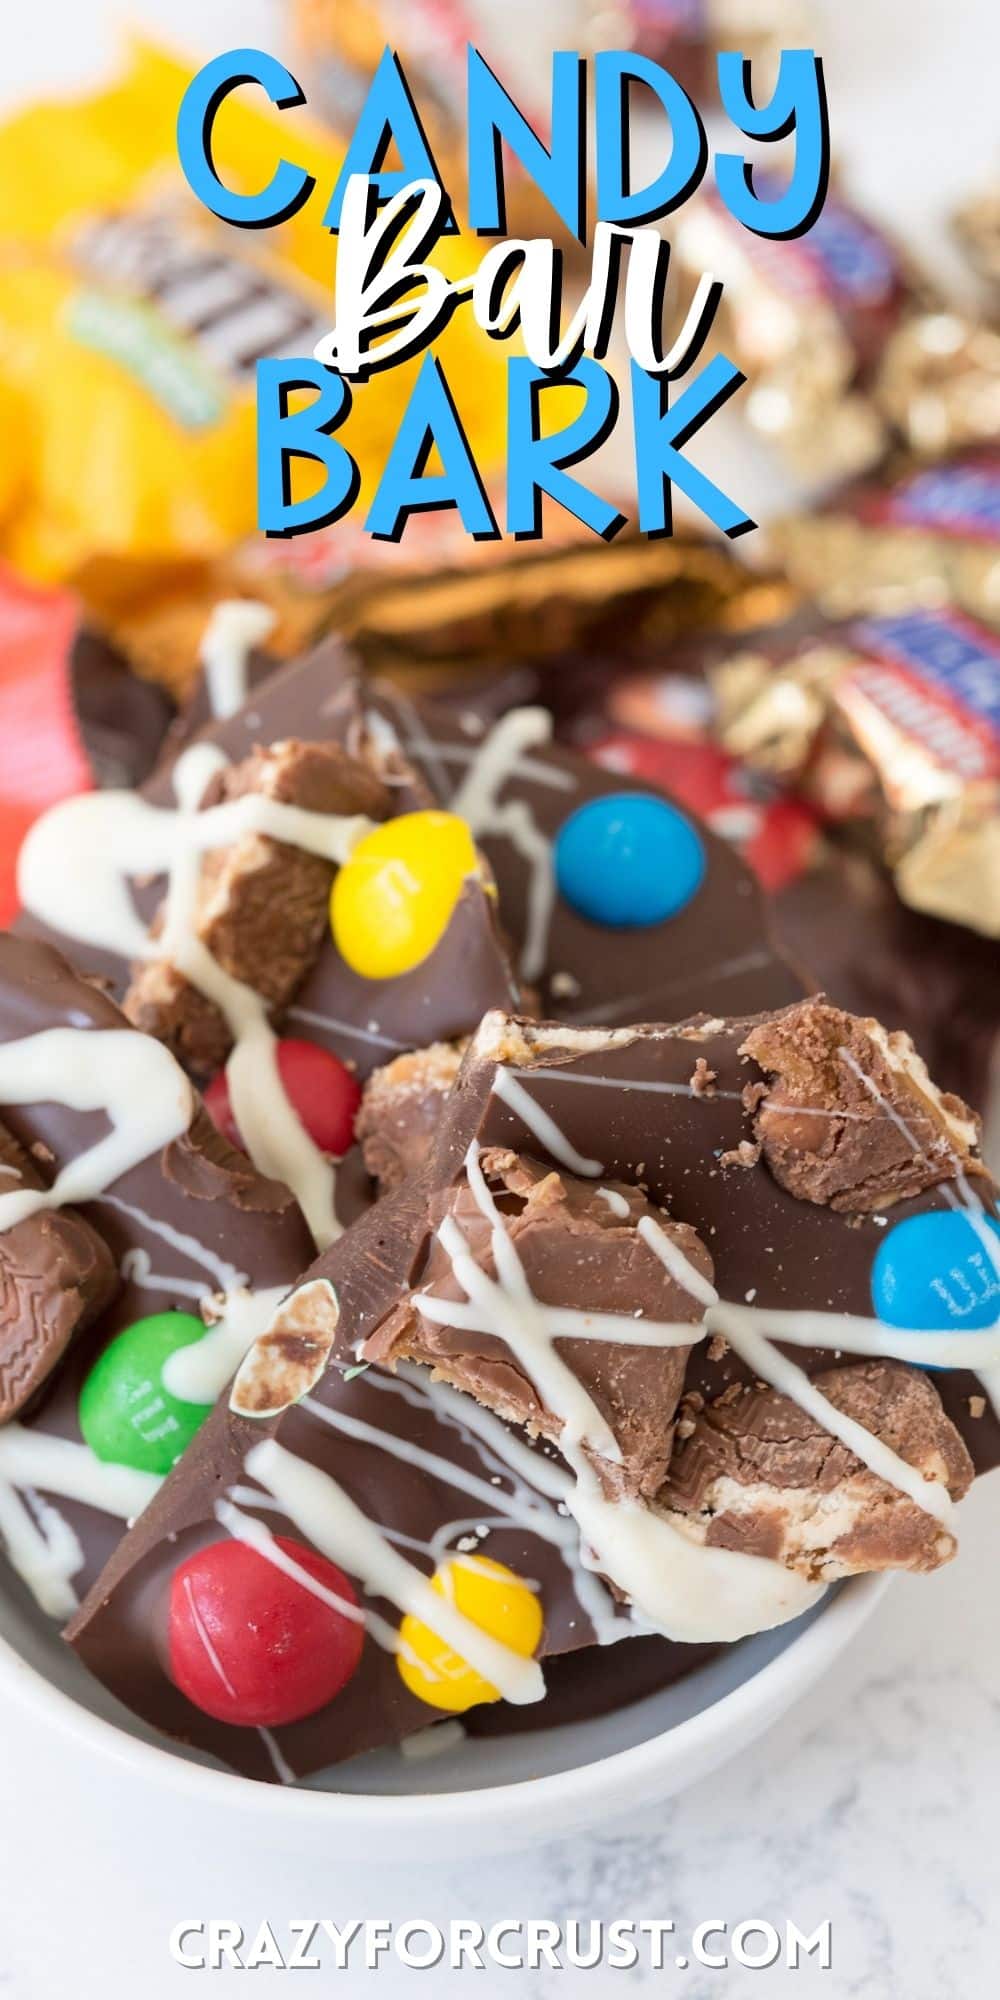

left=663, top=1360, right=974, bottom=1580
left=356, top=1041, right=465, bottom=1195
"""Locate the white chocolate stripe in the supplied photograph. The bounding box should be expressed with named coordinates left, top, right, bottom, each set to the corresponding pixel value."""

left=492, top=1066, right=602, bottom=1174
left=0, top=1030, right=192, bottom=1234
left=242, top=1438, right=545, bottom=1705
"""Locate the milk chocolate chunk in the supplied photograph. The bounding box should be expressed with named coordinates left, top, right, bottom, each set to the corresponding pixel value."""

left=0, top=1119, right=118, bottom=1421
left=369, top=1148, right=712, bottom=1500
left=374, top=1002, right=998, bottom=1494
left=663, top=1362, right=974, bottom=1580
left=0, top=932, right=313, bottom=1609
left=741, top=1001, right=986, bottom=1213
left=124, top=738, right=393, bottom=1077
left=66, top=997, right=998, bottom=1780
left=18, top=655, right=522, bottom=1099
left=356, top=1041, right=464, bottom=1194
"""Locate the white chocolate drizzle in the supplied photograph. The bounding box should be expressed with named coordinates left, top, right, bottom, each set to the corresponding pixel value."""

left=0, top=1429, right=161, bottom=1617
left=447, top=709, right=557, bottom=984
left=238, top=1438, right=546, bottom=1705
left=163, top=1286, right=291, bottom=1404
left=0, top=1031, right=192, bottom=1233
left=492, top=1067, right=603, bottom=1175
left=199, top=600, right=276, bottom=720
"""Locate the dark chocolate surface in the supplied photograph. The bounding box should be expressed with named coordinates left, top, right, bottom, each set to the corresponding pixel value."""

left=67, top=1000, right=998, bottom=1784
left=18, top=640, right=803, bottom=1061
left=409, top=1011, right=999, bottom=1479
left=0, top=933, right=313, bottom=1604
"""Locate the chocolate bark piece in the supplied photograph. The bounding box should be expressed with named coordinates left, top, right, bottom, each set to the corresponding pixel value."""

left=66, top=1169, right=652, bottom=1783
left=363, top=1002, right=998, bottom=1489
left=70, top=626, right=177, bottom=789
left=663, top=1362, right=974, bottom=1580
left=369, top=1148, right=711, bottom=1501
left=22, top=636, right=803, bottom=1031
left=356, top=1041, right=464, bottom=1194
left=124, top=738, right=394, bottom=1077
left=741, top=1001, right=986, bottom=1213
left=67, top=995, right=996, bottom=1780
left=0, top=932, right=313, bottom=1611
left=0, top=1118, right=118, bottom=1421
left=362, top=677, right=806, bottom=1024
left=18, top=652, right=521, bottom=1093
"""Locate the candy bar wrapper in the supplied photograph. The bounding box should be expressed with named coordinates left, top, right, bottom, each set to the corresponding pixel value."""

left=772, top=448, right=1000, bottom=629
left=0, top=565, right=180, bottom=924
left=673, top=180, right=934, bottom=484
left=953, top=184, right=1000, bottom=312
left=874, top=312, right=1000, bottom=462
left=294, top=0, right=810, bottom=170
left=0, top=40, right=508, bottom=627
left=707, top=603, right=1000, bottom=938
left=292, top=0, right=587, bottom=247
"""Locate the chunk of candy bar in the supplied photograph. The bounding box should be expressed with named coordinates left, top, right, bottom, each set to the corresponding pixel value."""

left=0, top=932, right=313, bottom=1615
left=662, top=1360, right=974, bottom=1581
left=67, top=997, right=997, bottom=1783
left=356, top=1042, right=464, bottom=1194
left=0, top=1117, right=118, bottom=1421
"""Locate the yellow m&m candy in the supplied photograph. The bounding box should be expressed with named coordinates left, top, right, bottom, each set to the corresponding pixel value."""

left=330, top=811, right=479, bottom=981
left=397, top=1556, right=543, bottom=1713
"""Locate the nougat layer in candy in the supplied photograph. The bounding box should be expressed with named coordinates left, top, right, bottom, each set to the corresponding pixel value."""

left=362, top=999, right=995, bottom=1573
left=68, top=998, right=996, bottom=1783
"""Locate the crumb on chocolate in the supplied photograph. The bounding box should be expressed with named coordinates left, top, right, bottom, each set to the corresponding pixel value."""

left=690, top=1057, right=717, bottom=1099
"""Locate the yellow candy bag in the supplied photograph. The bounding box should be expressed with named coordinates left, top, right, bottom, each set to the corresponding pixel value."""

left=0, top=39, right=509, bottom=612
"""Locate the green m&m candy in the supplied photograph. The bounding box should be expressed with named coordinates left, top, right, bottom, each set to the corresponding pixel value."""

left=79, top=1312, right=212, bottom=1475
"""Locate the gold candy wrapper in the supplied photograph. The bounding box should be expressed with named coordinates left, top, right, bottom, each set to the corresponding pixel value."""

left=874, top=312, right=1000, bottom=461
left=772, top=448, right=1000, bottom=629
left=709, top=604, right=1000, bottom=937
left=674, top=180, right=934, bottom=485
left=953, top=185, right=1000, bottom=308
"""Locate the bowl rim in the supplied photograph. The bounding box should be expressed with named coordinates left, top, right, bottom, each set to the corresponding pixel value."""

left=0, top=1572, right=889, bottom=1830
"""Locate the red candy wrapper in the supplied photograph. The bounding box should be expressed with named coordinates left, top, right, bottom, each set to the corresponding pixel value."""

left=0, top=568, right=92, bottom=924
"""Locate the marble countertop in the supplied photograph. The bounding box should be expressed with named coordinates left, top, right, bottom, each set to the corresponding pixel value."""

left=1, top=1, right=998, bottom=1993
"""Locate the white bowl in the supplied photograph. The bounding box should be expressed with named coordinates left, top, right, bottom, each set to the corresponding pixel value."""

left=0, top=1572, right=888, bottom=1858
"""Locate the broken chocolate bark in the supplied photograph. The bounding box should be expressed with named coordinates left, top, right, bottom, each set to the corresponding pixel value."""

left=369, top=1148, right=711, bottom=1502
left=359, top=999, right=998, bottom=1576
left=0, top=932, right=313, bottom=1610
left=65, top=996, right=996, bottom=1783
left=18, top=640, right=805, bottom=1053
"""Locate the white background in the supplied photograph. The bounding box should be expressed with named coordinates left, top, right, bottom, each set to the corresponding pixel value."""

left=1, top=4, right=999, bottom=1995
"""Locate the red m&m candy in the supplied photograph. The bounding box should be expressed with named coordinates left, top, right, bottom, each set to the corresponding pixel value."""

left=204, top=1039, right=362, bottom=1158
left=168, top=1536, right=364, bottom=1727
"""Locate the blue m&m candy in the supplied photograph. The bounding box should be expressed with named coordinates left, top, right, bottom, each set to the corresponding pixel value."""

left=871, top=1212, right=1000, bottom=1345
left=554, top=792, right=705, bottom=928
